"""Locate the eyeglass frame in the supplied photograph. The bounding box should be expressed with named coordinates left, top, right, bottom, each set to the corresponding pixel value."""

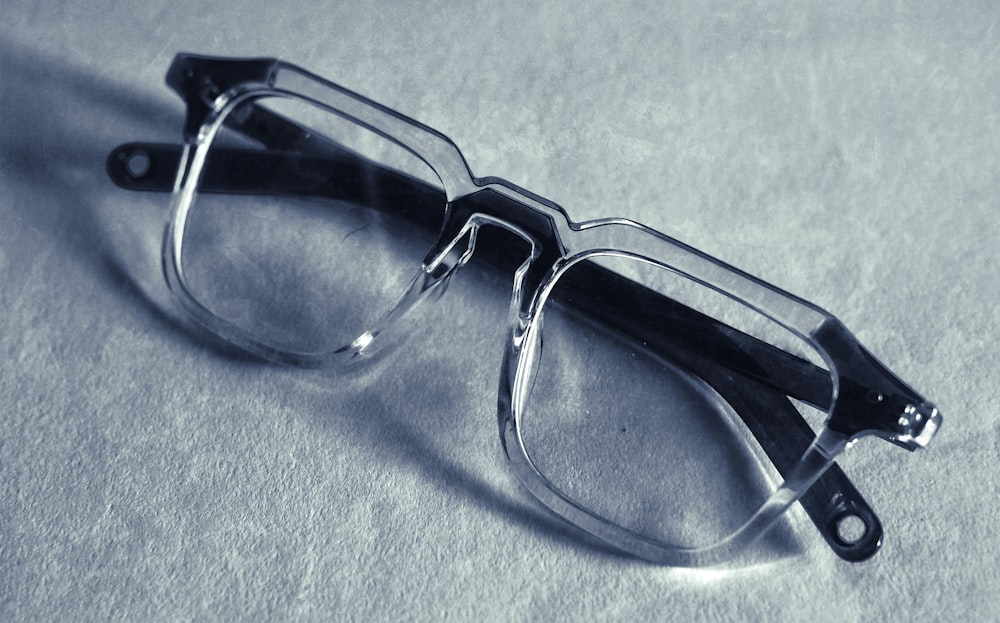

left=106, top=53, right=941, bottom=567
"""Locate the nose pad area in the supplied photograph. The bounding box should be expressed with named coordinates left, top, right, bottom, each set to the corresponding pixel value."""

left=355, top=214, right=540, bottom=362
left=347, top=224, right=480, bottom=360
left=425, top=225, right=478, bottom=283
left=424, top=213, right=539, bottom=286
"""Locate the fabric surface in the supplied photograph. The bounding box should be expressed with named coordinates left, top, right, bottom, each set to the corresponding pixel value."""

left=1, top=1, right=996, bottom=620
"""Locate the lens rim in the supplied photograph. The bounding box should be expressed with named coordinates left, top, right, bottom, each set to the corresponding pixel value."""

left=164, top=87, right=462, bottom=367
left=501, top=240, right=850, bottom=566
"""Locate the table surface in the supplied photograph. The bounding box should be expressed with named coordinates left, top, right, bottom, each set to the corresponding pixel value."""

left=2, top=1, right=997, bottom=620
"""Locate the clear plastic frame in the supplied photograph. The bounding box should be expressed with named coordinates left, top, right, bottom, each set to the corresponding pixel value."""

left=107, top=54, right=942, bottom=567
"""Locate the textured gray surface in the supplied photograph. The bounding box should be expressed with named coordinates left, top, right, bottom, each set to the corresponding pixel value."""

left=1, top=1, right=997, bottom=620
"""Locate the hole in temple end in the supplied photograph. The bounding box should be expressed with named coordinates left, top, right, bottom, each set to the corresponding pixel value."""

left=834, top=513, right=868, bottom=545
left=823, top=494, right=883, bottom=562
left=124, top=149, right=151, bottom=179
left=107, top=142, right=180, bottom=192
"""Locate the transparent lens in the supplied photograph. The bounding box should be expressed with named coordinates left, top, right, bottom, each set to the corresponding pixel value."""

left=179, top=95, right=446, bottom=353
left=518, top=254, right=831, bottom=549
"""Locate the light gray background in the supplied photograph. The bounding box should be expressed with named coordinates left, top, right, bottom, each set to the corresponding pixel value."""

left=2, top=1, right=997, bottom=620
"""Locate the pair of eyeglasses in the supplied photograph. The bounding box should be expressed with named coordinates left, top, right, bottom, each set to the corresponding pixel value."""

left=107, top=53, right=941, bottom=567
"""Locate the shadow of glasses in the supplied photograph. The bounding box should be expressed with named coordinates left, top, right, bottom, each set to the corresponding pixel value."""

left=1, top=40, right=181, bottom=323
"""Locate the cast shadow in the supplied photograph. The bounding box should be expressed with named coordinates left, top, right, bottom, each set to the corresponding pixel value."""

left=0, top=39, right=263, bottom=360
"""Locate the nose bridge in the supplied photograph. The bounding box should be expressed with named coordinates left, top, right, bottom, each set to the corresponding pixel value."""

left=420, top=185, right=567, bottom=323
left=439, top=184, right=566, bottom=264
left=452, top=184, right=564, bottom=243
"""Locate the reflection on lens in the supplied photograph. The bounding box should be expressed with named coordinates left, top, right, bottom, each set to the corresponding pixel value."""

left=519, top=254, right=830, bottom=549
left=179, top=95, right=446, bottom=353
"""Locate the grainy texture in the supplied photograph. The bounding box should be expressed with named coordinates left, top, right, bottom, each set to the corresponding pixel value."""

left=1, top=1, right=996, bottom=620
